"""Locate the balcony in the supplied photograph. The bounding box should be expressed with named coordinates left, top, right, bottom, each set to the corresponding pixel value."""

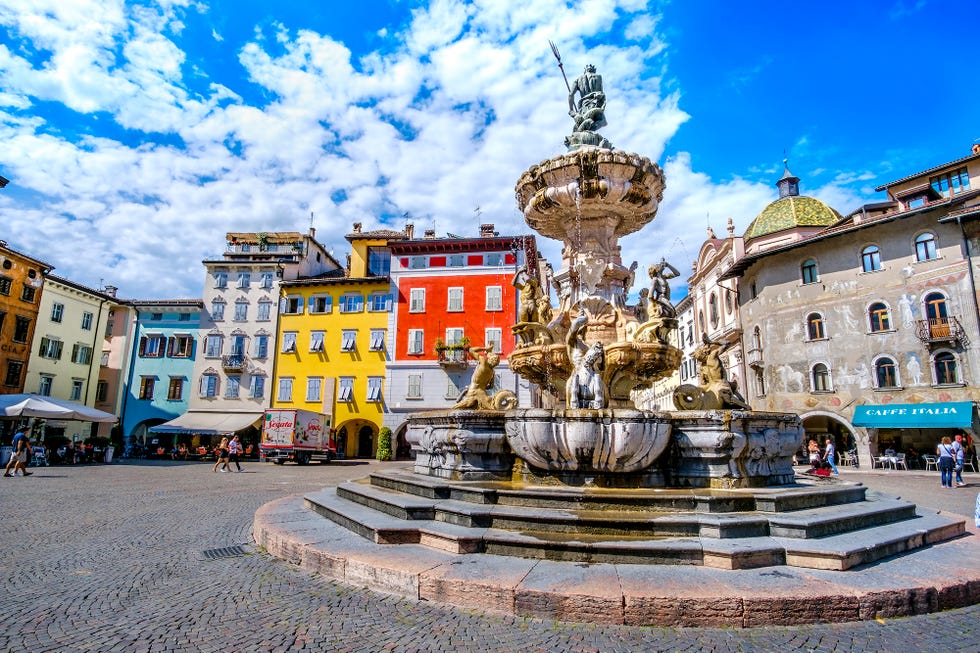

left=746, top=347, right=764, bottom=370
left=436, top=347, right=469, bottom=369
left=915, top=316, right=969, bottom=348
left=222, top=354, right=246, bottom=371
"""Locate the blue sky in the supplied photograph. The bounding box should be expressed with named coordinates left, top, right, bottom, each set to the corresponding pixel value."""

left=0, top=0, right=977, bottom=299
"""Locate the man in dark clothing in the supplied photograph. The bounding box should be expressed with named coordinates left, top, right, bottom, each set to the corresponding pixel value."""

left=4, top=430, right=32, bottom=477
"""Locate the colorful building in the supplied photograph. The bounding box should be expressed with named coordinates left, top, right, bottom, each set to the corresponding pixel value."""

left=273, top=223, right=407, bottom=457
left=0, top=240, right=52, bottom=400
left=384, top=224, right=536, bottom=446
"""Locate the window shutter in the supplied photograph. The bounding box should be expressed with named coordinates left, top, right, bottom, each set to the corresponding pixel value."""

left=279, top=298, right=287, bottom=313
left=139, top=336, right=147, bottom=356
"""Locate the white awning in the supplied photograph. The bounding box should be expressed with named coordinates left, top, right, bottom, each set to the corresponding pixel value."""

left=148, top=411, right=262, bottom=436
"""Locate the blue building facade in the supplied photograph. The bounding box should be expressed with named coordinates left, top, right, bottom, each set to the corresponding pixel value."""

left=121, top=300, right=203, bottom=446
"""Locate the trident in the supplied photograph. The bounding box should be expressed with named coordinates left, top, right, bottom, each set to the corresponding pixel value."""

left=549, top=40, right=571, bottom=94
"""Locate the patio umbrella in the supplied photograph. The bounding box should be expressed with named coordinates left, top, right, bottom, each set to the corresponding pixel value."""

left=0, top=394, right=117, bottom=422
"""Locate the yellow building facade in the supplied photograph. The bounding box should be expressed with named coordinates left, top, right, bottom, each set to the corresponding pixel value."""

left=272, top=225, right=405, bottom=457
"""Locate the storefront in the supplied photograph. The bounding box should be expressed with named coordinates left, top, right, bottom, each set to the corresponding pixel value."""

left=852, top=402, right=976, bottom=469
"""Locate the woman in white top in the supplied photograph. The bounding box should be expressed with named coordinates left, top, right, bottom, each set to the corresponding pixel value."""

left=937, top=436, right=956, bottom=488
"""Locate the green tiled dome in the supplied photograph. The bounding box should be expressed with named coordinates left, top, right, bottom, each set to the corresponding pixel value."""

left=744, top=195, right=841, bottom=241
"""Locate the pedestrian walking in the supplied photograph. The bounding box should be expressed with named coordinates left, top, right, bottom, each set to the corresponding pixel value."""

left=823, top=437, right=839, bottom=474
left=212, top=437, right=230, bottom=473
left=953, top=434, right=966, bottom=487
left=937, top=436, right=956, bottom=488
left=227, top=435, right=243, bottom=472
left=4, top=429, right=33, bottom=477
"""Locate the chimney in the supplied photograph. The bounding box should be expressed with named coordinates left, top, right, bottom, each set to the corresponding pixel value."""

left=103, top=285, right=118, bottom=297
left=480, top=223, right=496, bottom=238
left=352, top=222, right=362, bottom=234
left=973, top=143, right=980, bottom=156
left=424, top=229, right=436, bottom=239
left=404, top=223, right=415, bottom=239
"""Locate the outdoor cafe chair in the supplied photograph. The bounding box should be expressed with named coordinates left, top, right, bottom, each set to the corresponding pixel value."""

left=892, top=453, right=908, bottom=470
left=922, top=454, right=939, bottom=471
left=962, top=457, right=977, bottom=473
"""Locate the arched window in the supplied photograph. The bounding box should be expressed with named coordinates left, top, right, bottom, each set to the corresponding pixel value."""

left=914, top=232, right=937, bottom=261
left=874, top=357, right=898, bottom=388
left=806, top=313, right=825, bottom=340
left=869, top=302, right=890, bottom=332
left=801, top=259, right=818, bottom=284
left=861, top=245, right=882, bottom=272
left=709, top=294, right=719, bottom=328
left=698, top=310, right=705, bottom=331
left=924, top=292, right=949, bottom=338
left=724, top=288, right=734, bottom=313
left=934, top=351, right=958, bottom=385
left=811, top=363, right=831, bottom=392
left=752, top=326, right=762, bottom=351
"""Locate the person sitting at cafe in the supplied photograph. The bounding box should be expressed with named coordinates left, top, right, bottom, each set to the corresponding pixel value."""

left=177, top=443, right=188, bottom=460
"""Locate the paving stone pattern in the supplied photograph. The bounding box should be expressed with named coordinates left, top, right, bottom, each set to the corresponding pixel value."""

left=0, top=460, right=976, bottom=652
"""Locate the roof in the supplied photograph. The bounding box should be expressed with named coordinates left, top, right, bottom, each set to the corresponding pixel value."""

left=226, top=232, right=303, bottom=243
left=0, top=241, right=54, bottom=271
left=744, top=195, right=842, bottom=241
left=46, top=274, right=121, bottom=301
left=126, top=298, right=204, bottom=308
left=388, top=234, right=532, bottom=255
left=281, top=275, right=388, bottom=288
left=875, top=150, right=980, bottom=192
left=345, top=229, right=407, bottom=241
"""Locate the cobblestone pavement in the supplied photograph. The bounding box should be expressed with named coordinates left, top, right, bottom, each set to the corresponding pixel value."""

left=0, top=460, right=976, bottom=653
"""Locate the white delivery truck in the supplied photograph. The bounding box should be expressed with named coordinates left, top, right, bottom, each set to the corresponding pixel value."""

left=260, top=409, right=335, bottom=465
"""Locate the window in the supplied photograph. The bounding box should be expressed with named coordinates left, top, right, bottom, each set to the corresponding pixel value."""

left=4, top=360, right=24, bottom=387
left=213, top=272, right=228, bottom=288
left=95, top=380, right=108, bottom=402
left=368, top=293, right=391, bottom=312
left=150, top=313, right=162, bottom=321
left=282, top=296, right=303, bottom=314
left=801, top=259, right=818, bottom=284
left=139, top=335, right=166, bottom=358
left=448, top=287, right=463, bottom=312
left=21, top=285, right=36, bottom=303
left=309, top=331, right=325, bottom=352
left=306, top=377, right=322, bottom=402
left=341, top=330, right=357, bottom=352
left=260, top=272, right=274, bottom=289
left=251, top=376, right=265, bottom=399
left=81, top=311, right=93, bottom=330
left=861, top=245, right=882, bottom=272
left=754, top=368, right=766, bottom=396
left=38, top=375, right=53, bottom=396
left=445, top=328, right=464, bottom=346
left=485, top=253, right=503, bottom=266
left=237, top=272, right=251, bottom=288
left=869, top=302, right=891, bottom=332
left=875, top=357, right=899, bottom=388
left=105, top=318, right=113, bottom=337
left=367, top=246, right=390, bottom=276
left=310, top=295, right=332, bottom=314
left=229, top=335, right=246, bottom=356
left=70, top=379, right=83, bottom=401
left=407, top=374, right=422, bottom=399
left=339, top=294, right=364, bottom=313
left=282, top=332, right=297, bottom=353
left=254, top=335, right=269, bottom=358
left=13, top=316, right=30, bottom=343
left=709, top=294, right=719, bottom=329
left=169, top=335, right=193, bottom=358
left=486, top=286, right=502, bottom=311
left=409, top=256, right=426, bottom=269
left=100, top=351, right=110, bottom=366
left=934, top=352, right=958, bottom=385
left=71, top=344, right=92, bottom=365
left=751, top=326, right=762, bottom=351
left=51, top=302, right=64, bottom=322
left=446, top=375, right=463, bottom=399
left=204, top=335, right=222, bottom=357
left=338, top=377, right=354, bottom=402
left=724, top=289, right=734, bottom=313
left=139, top=377, right=156, bottom=400
left=369, top=329, right=386, bottom=351
left=914, top=233, right=937, bottom=262
left=485, top=328, right=502, bottom=353
left=924, top=292, right=950, bottom=338
left=197, top=374, right=217, bottom=398
left=366, top=377, right=382, bottom=402
left=930, top=167, right=970, bottom=198
left=257, top=301, right=272, bottom=321
left=179, top=313, right=191, bottom=322
left=811, top=363, right=831, bottom=392
left=211, top=300, right=226, bottom=321
left=409, top=288, right=426, bottom=312
left=39, top=337, right=63, bottom=360
left=233, top=300, right=248, bottom=321
left=407, top=329, right=424, bottom=354
left=167, top=377, right=184, bottom=401
left=806, top=313, right=825, bottom=340
left=277, top=378, right=293, bottom=402
left=448, top=254, right=465, bottom=267
left=0, top=276, right=10, bottom=295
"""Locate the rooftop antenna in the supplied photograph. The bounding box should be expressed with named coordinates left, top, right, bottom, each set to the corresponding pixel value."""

left=474, top=206, right=482, bottom=220
left=549, top=40, right=572, bottom=94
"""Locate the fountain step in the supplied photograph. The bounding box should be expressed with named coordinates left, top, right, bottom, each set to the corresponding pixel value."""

left=336, top=479, right=922, bottom=540
left=368, top=470, right=869, bottom=513
left=303, top=488, right=964, bottom=570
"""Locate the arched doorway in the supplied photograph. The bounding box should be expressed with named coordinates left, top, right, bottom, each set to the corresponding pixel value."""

left=800, top=411, right=862, bottom=467
left=357, top=425, right=375, bottom=458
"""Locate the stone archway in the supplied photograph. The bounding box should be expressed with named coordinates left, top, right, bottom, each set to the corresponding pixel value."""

left=799, top=410, right=865, bottom=468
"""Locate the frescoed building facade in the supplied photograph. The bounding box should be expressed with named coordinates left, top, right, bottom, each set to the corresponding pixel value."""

left=0, top=240, right=51, bottom=400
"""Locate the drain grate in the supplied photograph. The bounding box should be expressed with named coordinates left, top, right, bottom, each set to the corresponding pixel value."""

left=202, top=545, right=248, bottom=560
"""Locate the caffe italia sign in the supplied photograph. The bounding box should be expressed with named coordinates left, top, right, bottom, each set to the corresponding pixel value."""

left=852, top=402, right=975, bottom=428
